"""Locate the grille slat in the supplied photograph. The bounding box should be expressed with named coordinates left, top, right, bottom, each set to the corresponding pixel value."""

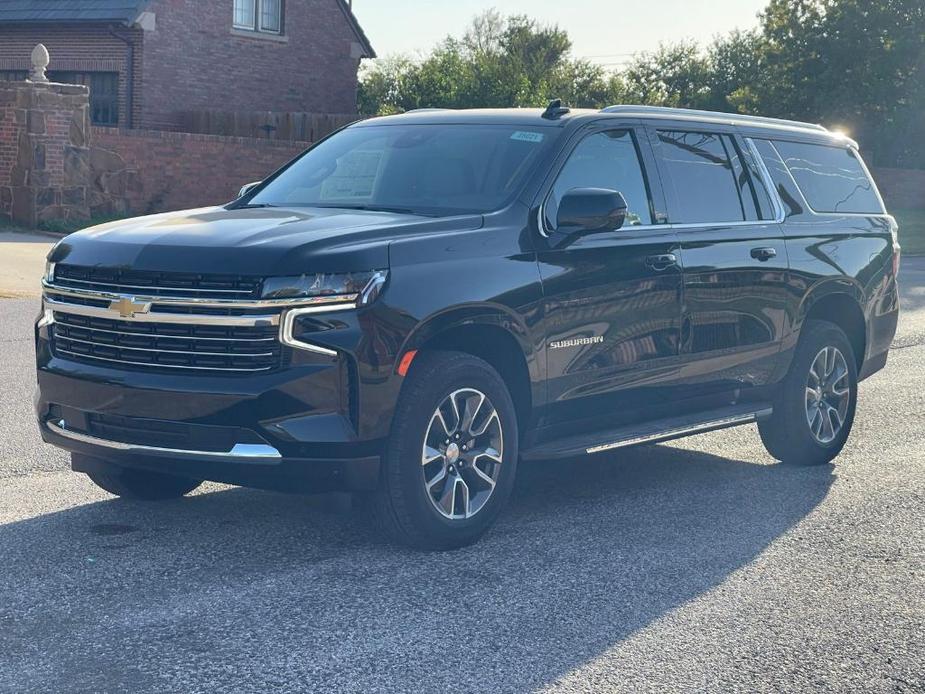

left=53, top=265, right=262, bottom=300
left=55, top=334, right=276, bottom=358
left=54, top=348, right=277, bottom=373
left=52, top=322, right=276, bottom=342
left=52, top=312, right=282, bottom=375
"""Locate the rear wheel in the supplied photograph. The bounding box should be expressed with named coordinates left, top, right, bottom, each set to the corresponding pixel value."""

left=368, top=351, right=519, bottom=550
left=76, top=454, right=203, bottom=500
left=759, top=320, right=858, bottom=466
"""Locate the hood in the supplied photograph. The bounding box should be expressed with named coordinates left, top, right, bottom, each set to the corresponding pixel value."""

left=49, top=206, right=484, bottom=276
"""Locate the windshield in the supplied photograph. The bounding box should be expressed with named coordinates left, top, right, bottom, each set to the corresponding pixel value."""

left=247, top=124, right=557, bottom=217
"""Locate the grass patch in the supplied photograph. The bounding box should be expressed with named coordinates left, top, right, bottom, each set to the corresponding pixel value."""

left=895, top=209, right=925, bottom=256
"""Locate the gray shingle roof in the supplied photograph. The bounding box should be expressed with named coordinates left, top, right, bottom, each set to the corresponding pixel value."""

left=0, top=0, right=150, bottom=24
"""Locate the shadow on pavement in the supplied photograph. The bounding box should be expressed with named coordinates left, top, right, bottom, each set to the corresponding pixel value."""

left=0, top=443, right=833, bottom=692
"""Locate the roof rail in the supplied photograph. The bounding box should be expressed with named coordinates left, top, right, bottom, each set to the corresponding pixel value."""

left=600, top=105, right=829, bottom=133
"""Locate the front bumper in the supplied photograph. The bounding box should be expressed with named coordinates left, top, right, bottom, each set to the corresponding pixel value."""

left=41, top=416, right=379, bottom=492
left=34, top=286, right=407, bottom=492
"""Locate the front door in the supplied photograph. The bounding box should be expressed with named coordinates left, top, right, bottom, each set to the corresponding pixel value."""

left=535, top=126, right=683, bottom=435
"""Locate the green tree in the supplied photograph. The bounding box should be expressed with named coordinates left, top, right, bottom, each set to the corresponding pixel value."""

left=706, top=30, right=767, bottom=113
left=621, top=41, right=712, bottom=108
left=756, top=0, right=925, bottom=166
left=358, top=11, right=619, bottom=115
left=359, top=2, right=925, bottom=167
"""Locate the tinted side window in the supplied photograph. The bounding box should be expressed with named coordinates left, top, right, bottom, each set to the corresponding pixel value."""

left=729, top=137, right=777, bottom=221
left=657, top=130, right=746, bottom=224
left=753, top=139, right=805, bottom=217
left=772, top=140, right=884, bottom=214
left=546, top=130, right=653, bottom=228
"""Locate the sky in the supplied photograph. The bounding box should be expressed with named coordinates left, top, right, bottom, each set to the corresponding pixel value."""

left=351, top=0, right=770, bottom=66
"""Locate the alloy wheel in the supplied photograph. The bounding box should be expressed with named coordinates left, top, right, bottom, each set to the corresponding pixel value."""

left=421, top=388, right=504, bottom=520
left=805, top=346, right=851, bottom=445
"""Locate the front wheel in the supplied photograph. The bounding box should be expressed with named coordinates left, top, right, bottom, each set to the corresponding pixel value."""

left=368, top=351, right=519, bottom=550
left=759, top=320, right=858, bottom=466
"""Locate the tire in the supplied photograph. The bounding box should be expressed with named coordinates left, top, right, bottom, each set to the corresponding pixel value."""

left=367, top=350, right=519, bottom=550
left=77, top=454, right=203, bottom=500
left=759, top=320, right=858, bottom=466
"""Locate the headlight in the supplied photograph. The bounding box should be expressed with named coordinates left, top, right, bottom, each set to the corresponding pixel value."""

left=44, top=260, right=56, bottom=284
left=262, top=270, right=387, bottom=307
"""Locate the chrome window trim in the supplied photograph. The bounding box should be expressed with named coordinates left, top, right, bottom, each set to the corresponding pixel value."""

left=669, top=220, right=782, bottom=231
left=47, top=419, right=282, bottom=460
left=280, top=303, right=358, bottom=358
left=537, top=132, right=790, bottom=238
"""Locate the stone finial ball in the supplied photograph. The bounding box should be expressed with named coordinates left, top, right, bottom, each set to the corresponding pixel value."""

left=31, top=43, right=50, bottom=69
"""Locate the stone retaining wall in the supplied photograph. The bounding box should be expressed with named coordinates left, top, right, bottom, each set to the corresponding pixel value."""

left=0, top=79, right=90, bottom=226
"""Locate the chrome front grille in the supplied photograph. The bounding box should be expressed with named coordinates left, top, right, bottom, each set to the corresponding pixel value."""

left=52, top=312, right=282, bottom=373
left=41, top=270, right=361, bottom=376
left=53, top=264, right=262, bottom=300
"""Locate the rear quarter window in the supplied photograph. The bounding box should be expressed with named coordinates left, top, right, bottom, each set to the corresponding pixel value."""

left=771, top=140, right=884, bottom=214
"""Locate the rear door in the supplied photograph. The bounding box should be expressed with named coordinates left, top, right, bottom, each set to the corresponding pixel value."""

left=534, top=122, right=683, bottom=433
left=647, top=125, right=790, bottom=394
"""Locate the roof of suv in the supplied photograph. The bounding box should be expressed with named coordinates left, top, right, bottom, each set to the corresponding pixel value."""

left=357, top=105, right=855, bottom=146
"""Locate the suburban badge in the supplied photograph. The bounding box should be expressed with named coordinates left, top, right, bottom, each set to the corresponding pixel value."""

left=549, top=336, right=604, bottom=350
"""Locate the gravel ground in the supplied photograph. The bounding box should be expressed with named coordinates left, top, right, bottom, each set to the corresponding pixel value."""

left=0, top=262, right=923, bottom=693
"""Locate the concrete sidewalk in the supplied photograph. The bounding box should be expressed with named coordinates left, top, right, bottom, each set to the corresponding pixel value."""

left=0, top=231, right=55, bottom=298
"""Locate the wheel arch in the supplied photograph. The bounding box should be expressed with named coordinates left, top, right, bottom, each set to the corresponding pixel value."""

left=398, top=305, right=539, bottom=435
left=799, top=284, right=867, bottom=370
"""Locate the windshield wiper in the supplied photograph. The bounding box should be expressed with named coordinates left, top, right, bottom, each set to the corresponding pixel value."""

left=235, top=203, right=277, bottom=209
left=312, top=204, right=434, bottom=216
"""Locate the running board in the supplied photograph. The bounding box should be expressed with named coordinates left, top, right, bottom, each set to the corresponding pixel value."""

left=521, top=404, right=774, bottom=461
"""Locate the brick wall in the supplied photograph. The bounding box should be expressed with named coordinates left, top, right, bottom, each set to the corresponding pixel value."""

left=870, top=167, right=925, bottom=211
left=0, top=25, right=143, bottom=128
left=141, top=0, right=363, bottom=129
left=90, top=126, right=308, bottom=216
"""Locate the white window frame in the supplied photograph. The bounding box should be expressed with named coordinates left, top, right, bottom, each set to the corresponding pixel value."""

left=233, top=0, right=283, bottom=35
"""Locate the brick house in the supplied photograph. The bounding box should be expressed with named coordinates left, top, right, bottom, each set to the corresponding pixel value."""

left=0, top=0, right=375, bottom=129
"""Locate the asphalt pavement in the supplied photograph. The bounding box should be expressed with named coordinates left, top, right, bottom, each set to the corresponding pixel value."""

left=0, top=261, right=923, bottom=693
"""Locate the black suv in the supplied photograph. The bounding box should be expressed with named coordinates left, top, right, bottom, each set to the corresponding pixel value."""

left=36, top=104, right=900, bottom=549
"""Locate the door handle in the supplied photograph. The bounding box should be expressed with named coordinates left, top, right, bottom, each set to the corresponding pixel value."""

left=751, top=247, right=778, bottom=262
left=645, top=253, right=678, bottom=271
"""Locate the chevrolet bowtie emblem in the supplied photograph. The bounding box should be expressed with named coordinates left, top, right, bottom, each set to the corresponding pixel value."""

left=110, top=296, right=152, bottom=319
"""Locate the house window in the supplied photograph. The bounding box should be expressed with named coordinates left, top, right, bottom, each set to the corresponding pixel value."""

left=234, top=0, right=283, bottom=33
left=0, top=70, right=119, bottom=125
left=50, top=72, right=120, bottom=126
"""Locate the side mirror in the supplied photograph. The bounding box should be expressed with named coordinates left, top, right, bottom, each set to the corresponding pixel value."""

left=557, top=188, right=627, bottom=235
left=238, top=181, right=262, bottom=199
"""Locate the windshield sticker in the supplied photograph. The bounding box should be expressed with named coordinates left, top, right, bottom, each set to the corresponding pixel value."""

left=320, top=149, right=383, bottom=199
left=511, top=131, right=545, bottom=144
